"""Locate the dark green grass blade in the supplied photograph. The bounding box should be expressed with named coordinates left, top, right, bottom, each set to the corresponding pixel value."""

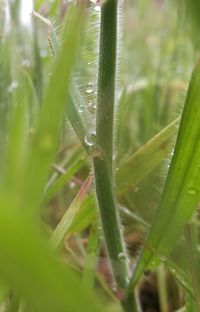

left=127, top=60, right=200, bottom=292
left=184, top=0, right=200, bottom=28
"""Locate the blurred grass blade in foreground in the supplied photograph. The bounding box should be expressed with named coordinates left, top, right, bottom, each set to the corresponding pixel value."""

left=0, top=195, right=106, bottom=312
left=0, top=4, right=107, bottom=311
left=128, top=60, right=200, bottom=292
left=22, top=5, right=85, bottom=216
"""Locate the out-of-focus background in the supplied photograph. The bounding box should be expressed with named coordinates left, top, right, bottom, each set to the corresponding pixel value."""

left=0, top=1, right=199, bottom=311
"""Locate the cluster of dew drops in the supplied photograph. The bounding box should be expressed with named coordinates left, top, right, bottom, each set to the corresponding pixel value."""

left=84, top=81, right=97, bottom=148
left=79, top=0, right=101, bottom=150
left=89, top=0, right=101, bottom=12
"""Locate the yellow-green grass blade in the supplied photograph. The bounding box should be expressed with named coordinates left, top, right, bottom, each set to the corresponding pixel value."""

left=53, top=119, right=180, bottom=240
left=33, top=9, right=88, bottom=152
left=50, top=176, right=92, bottom=250
left=22, top=6, right=85, bottom=216
left=0, top=195, right=106, bottom=312
left=65, top=194, right=97, bottom=234
left=116, top=117, right=180, bottom=195
left=43, top=158, right=85, bottom=205
left=2, top=79, right=28, bottom=195
left=83, top=222, right=100, bottom=290
left=128, top=60, right=200, bottom=292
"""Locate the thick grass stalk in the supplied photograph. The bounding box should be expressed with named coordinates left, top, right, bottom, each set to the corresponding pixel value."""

left=92, top=1, right=137, bottom=310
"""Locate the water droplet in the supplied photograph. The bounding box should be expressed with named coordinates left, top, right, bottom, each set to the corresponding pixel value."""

left=40, top=50, right=48, bottom=58
left=115, top=167, right=120, bottom=172
left=111, top=282, right=117, bottom=292
left=120, top=225, right=125, bottom=234
left=78, top=105, right=84, bottom=113
left=98, top=224, right=102, bottom=231
left=88, top=101, right=92, bottom=107
left=69, top=181, right=76, bottom=189
left=84, top=132, right=96, bottom=147
left=126, top=276, right=130, bottom=284
left=99, top=233, right=104, bottom=240
left=94, top=5, right=101, bottom=12
left=86, top=82, right=94, bottom=94
left=22, top=59, right=31, bottom=69
left=188, top=187, right=198, bottom=195
left=87, top=101, right=96, bottom=113
left=8, top=81, right=18, bottom=93
left=118, top=252, right=126, bottom=260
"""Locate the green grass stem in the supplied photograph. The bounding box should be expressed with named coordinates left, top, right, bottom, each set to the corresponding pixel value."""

left=92, top=1, right=137, bottom=310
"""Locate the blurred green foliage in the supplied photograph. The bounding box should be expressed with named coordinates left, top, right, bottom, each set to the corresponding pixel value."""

left=0, top=0, right=199, bottom=311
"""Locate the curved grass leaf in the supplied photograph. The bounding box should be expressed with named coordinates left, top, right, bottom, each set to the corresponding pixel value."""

left=50, top=176, right=92, bottom=250
left=128, top=60, right=200, bottom=292
left=51, top=119, right=181, bottom=241
left=33, top=9, right=88, bottom=152
left=22, top=6, right=85, bottom=216
left=43, top=158, right=85, bottom=205
left=0, top=194, right=106, bottom=312
left=83, top=222, right=100, bottom=290
left=116, top=117, right=180, bottom=195
left=158, top=253, right=194, bottom=299
left=67, top=194, right=97, bottom=234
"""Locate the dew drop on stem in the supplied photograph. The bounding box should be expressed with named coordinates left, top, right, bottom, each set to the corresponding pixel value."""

left=118, top=252, right=126, bottom=260
left=22, top=59, right=31, bottom=69
left=84, top=131, right=97, bottom=147
left=87, top=101, right=96, bottom=113
left=89, top=0, right=100, bottom=4
left=8, top=81, right=19, bottom=93
left=69, top=181, right=76, bottom=189
left=94, top=5, right=101, bottom=12
left=86, top=82, right=94, bottom=95
left=78, top=105, right=84, bottom=113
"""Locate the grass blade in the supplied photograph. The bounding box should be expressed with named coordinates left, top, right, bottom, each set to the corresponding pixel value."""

left=83, top=222, right=100, bottom=290
left=0, top=195, right=105, bottom=312
left=32, top=9, right=88, bottom=151
left=43, top=158, right=85, bottom=205
left=22, top=5, right=85, bottom=216
left=117, top=117, right=180, bottom=195
left=50, top=176, right=92, bottom=250
left=127, top=60, right=200, bottom=293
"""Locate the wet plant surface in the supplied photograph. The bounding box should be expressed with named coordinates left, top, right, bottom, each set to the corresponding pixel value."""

left=0, top=0, right=200, bottom=311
